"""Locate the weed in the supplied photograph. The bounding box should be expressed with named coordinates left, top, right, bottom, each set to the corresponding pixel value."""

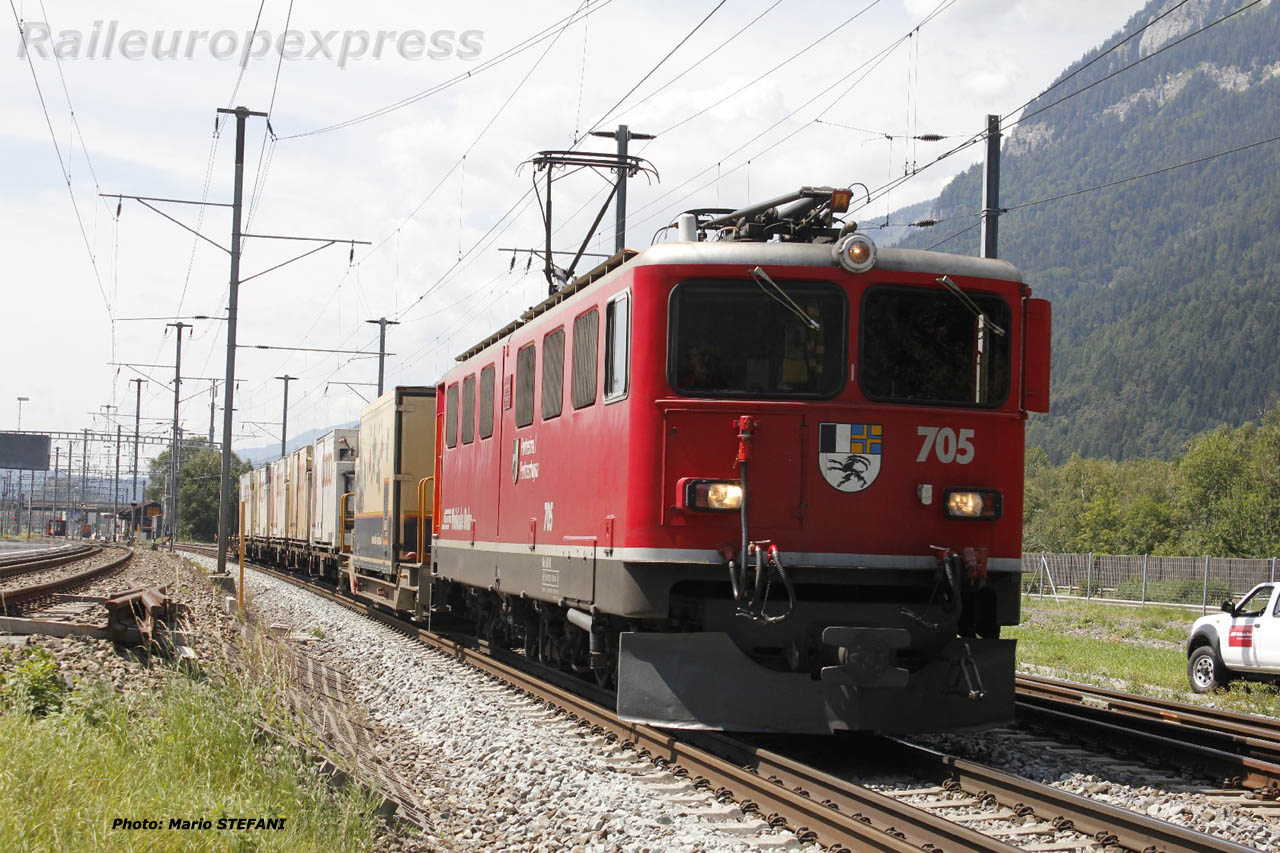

left=0, top=647, right=66, bottom=716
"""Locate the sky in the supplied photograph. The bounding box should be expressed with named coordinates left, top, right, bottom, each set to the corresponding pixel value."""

left=1, top=0, right=1153, bottom=476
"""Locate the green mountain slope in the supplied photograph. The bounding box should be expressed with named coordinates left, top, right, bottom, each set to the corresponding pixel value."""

left=892, top=0, right=1280, bottom=461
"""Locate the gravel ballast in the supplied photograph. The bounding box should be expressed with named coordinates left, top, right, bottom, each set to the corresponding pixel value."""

left=185, top=552, right=816, bottom=852
left=911, top=726, right=1280, bottom=850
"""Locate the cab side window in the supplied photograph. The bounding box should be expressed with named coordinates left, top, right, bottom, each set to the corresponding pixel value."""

left=604, top=293, right=630, bottom=401
left=461, top=374, right=476, bottom=445
left=515, top=343, right=536, bottom=428
left=572, top=309, right=599, bottom=409
left=445, top=383, right=459, bottom=448
left=542, top=328, right=565, bottom=421
left=478, top=365, right=495, bottom=439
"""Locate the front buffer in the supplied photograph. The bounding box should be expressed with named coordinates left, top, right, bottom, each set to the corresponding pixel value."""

left=617, top=630, right=1015, bottom=734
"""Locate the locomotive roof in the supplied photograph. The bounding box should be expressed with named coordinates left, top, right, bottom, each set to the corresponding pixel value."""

left=455, top=241, right=1023, bottom=363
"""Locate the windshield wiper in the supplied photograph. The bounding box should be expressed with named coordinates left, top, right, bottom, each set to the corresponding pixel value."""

left=937, top=275, right=1005, bottom=404
left=749, top=266, right=820, bottom=331
left=936, top=275, right=1005, bottom=336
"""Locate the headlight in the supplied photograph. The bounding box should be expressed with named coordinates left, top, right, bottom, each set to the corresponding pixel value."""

left=684, top=480, right=743, bottom=511
left=944, top=489, right=1002, bottom=520
left=833, top=233, right=877, bottom=274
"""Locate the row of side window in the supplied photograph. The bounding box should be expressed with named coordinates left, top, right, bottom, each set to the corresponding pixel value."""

left=444, top=293, right=630, bottom=448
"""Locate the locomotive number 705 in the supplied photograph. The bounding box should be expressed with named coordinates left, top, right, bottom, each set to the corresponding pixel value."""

left=916, top=426, right=975, bottom=465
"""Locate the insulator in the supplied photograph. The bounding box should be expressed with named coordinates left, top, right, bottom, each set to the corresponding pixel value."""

left=910, top=218, right=939, bottom=228
left=509, top=253, right=516, bottom=272
left=915, top=133, right=945, bottom=142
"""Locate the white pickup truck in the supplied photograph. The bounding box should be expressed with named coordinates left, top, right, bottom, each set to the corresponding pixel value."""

left=1187, top=582, right=1280, bottom=692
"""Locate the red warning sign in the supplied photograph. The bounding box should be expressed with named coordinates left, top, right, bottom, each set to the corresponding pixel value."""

left=1229, top=625, right=1254, bottom=648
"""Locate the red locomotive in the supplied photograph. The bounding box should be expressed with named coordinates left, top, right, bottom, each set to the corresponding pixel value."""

left=426, top=187, right=1052, bottom=733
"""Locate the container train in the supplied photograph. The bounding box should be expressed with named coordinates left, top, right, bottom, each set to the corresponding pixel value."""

left=238, top=186, right=1050, bottom=734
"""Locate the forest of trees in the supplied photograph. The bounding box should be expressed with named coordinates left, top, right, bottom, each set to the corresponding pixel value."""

left=1024, top=405, right=1280, bottom=557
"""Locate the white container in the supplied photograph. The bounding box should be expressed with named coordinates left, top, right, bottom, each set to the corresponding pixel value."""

left=253, top=466, right=271, bottom=539
left=310, top=428, right=358, bottom=548
left=288, top=445, right=313, bottom=543
left=269, top=456, right=289, bottom=540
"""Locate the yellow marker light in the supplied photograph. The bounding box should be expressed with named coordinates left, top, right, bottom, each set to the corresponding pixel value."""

left=833, top=233, right=877, bottom=274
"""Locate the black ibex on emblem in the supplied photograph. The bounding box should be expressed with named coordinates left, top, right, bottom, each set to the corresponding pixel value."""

left=829, top=454, right=870, bottom=488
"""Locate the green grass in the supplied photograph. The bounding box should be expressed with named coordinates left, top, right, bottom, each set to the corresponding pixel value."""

left=0, top=649, right=382, bottom=852
left=1014, top=595, right=1280, bottom=718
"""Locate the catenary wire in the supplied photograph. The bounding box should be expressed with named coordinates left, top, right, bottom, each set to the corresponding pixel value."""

left=281, top=0, right=619, bottom=140
left=10, top=0, right=112, bottom=321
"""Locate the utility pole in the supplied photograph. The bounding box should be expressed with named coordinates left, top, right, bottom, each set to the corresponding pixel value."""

left=589, top=124, right=655, bottom=253
left=52, top=446, right=59, bottom=536
left=167, top=321, right=193, bottom=550
left=275, top=375, right=297, bottom=458
left=113, top=425, right=121, bottom=541
left=216, top=106, right=263, bottom=575
left=66, top=441, right=73, bottom=534
left=129, top=378, right=143, bottom=514
left=365, top=318, right=400, bottom=396
left=980, top=113, right=1001, bottom=259
left=105, top=104, right=367, bottom=574
left=80, top=429, right=87, bottom=538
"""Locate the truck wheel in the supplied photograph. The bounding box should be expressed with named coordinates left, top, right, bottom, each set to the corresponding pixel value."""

left=1188, top=645, right=1230, bottom=693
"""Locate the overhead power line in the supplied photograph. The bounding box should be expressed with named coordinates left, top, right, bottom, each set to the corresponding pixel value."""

left=999, top=0, right=1195, bottom=126
left=282, top=0, right=620, bottom=140
left=849, top=0, right=1267, bottom=221
left=1008, top=0, right=1265, bottom=131
left=11, top=0, right=113, bottom=321
left=593, top=0, right=785, bottom=130
left=627, top=0, right=954, bottom=231
left=582, top=0, right=729, bottom=138
left=1005, top=132, right=1280, bottom=213
left=655, top=0, right=887, bottom=139
left=922, top=131, right=1280, bottom=251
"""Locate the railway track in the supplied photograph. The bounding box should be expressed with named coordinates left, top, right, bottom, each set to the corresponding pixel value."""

left=184, top=545, right=1254, bottom=852
left=0, top=546, right=134, bottom=614
left=0, top=543, right=100, bottom=579
left=1016, top=673, right=1280, bottom=792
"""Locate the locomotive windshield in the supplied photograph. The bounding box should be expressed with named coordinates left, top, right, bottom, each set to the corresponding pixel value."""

left=669, top=279, right=846, bottom=398
left=859, top=284, right=1012, bottom=406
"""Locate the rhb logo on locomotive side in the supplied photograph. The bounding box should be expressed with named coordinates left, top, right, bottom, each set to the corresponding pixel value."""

left=818, top=423, right=883, bottom=493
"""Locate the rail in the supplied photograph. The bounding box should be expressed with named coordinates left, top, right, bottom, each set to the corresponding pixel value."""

left=0, top=543, right=100, bottom=579
left=0, top=546, right=134, bottom=613
left=1016, top=673, right=1280, bottom=790
left=183, top=544, right=1253, bottom=852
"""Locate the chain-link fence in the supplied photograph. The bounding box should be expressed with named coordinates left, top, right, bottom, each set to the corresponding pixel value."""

left=1022, top=552, right=1280, bottom=611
